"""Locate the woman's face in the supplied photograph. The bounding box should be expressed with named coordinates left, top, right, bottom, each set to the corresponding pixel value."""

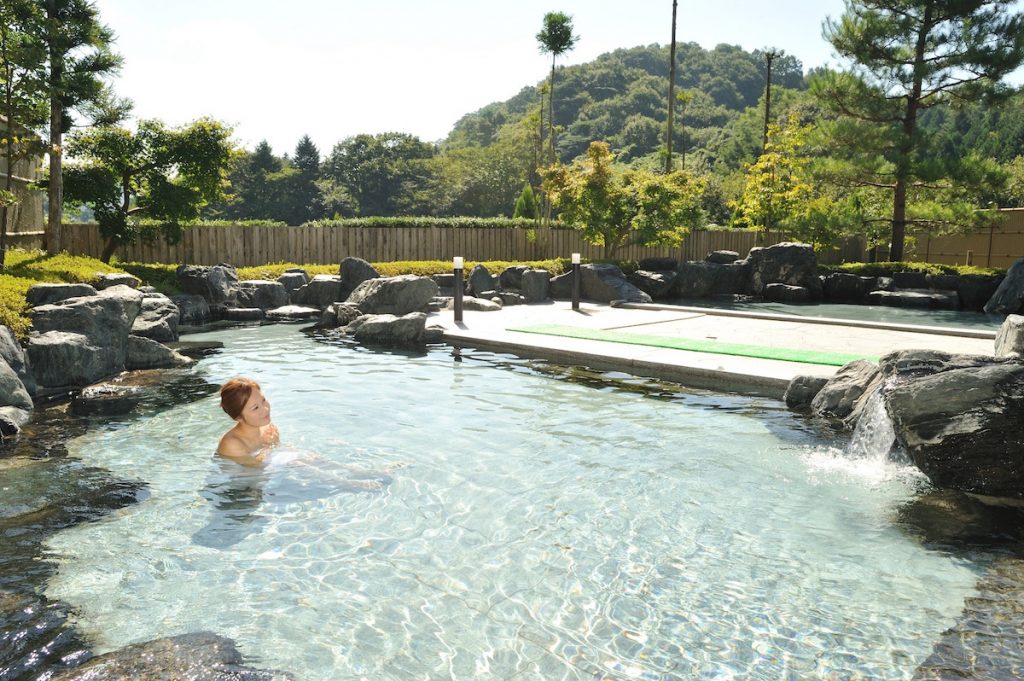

left=238, top=388, right=271, bottom=427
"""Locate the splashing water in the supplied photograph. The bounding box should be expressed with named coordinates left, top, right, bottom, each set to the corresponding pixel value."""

left=846, top=387, right=897, bottom=462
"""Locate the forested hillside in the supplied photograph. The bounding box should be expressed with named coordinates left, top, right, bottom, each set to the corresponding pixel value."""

left=201, top=39, right=1024, bottom=236
left=445, top=42, right=805, bottom=167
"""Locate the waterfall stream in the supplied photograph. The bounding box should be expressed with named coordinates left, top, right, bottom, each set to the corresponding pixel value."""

left=846, top=388, right=899, bottom=462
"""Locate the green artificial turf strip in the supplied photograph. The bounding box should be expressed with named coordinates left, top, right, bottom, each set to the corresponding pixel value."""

left=509, top=323, right=877, bottom=366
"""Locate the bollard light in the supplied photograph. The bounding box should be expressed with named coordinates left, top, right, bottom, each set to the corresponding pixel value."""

left=453, top=256, right=464, bottom=323
left=571, top=253, right=581, bottom=310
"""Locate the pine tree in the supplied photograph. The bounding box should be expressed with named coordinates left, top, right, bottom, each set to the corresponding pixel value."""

left=817, top=0, right=1024, bottom=261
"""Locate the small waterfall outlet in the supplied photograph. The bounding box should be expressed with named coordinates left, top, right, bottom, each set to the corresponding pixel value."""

left=845, top=387, right=897, bottom=462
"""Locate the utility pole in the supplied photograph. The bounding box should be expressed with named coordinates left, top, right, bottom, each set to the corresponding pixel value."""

left=665, top=0, right=678, bottom=173
left=761, top=50, right=778, bottom=155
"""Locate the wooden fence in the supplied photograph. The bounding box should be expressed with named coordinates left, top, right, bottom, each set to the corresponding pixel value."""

left=61, top=222, right=866, bottom=267
left=905, top=208, right=1024, bottom=269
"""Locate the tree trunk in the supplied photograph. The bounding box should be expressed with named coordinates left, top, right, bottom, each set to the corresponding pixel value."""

left=762, top=52, right=775, bottom=155
left=665, top=0, right=677, bottom=173
left=46, top=1, right=63, bottom=256
left=100, top=235, right=117, bottom=263
left=549, top=56, right=556, bottom=165
left=890, top=4, right=932, bottom=263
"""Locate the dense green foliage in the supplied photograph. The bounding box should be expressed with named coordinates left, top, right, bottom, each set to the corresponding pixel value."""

left=543, top=141, right=706, bottom=257
left=63, top=118, right=235, bottom=262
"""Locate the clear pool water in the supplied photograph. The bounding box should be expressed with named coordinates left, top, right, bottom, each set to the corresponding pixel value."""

left=44, top=324, right=986, bottom=679
left=670, top=298, right=1003, bottom=331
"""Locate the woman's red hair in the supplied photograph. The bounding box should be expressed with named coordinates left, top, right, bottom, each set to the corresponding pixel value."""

left=220, top=377, right=261, bottom=420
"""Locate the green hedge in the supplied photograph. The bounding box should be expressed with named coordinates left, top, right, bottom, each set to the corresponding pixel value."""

left=823, top=261, right=1005, bottom=277
left=302, top=217, right=564, bottom=229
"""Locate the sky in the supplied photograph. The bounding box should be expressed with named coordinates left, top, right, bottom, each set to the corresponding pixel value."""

left=91, top=0, right=854, bottom=156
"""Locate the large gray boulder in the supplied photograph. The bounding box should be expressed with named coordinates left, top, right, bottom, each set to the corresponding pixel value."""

left=32, top=285, right=143, bottom=340
left=580, top=264, right=652, bottom=303
left=885, top=362, right=1024, bottom=499
left=743, top=242, right=822, bottom=298
left=628, top=270, right=677, bottom=299
left=318, top=303, right=363, bottom=329
left=672, top=262, right=717, bottom=299
left=550, top=271, right=572, bottom=299
left=27, top=331, right=109, bottom=392
left=710, top=262, right=749, bottom=295
left=171, top=294, right=212, bottom=325
left=810, top=360, right=881, bottom=423
left=348, top=312, right=428, bottom=346
left=0, top=356, right=32, bottom=410
left=995, top=314, right=1024, bottom=359
left=126, top=335, right=193, bottom=370
left=447, top=296, right=502, bottom=311
left=131, top=294, right=180, bottom=343
left=521, top=269, right=551, bottom=303
left=706, top=250, right=739, bottom=265
left=176, top=263, right=239, bottom=305
left=822, top=272, right=865, bottom=302
left=234, top=280, right=289, bottom=310
left=783, top=375, right=829, bottom=411
left=879, top=349, right=1005, bottom=381
left=94, top=272, right=141, bottom=289
left=346, top=275, right=438, bottom=315
left=26, top=283, right=97, bottom=307
left=29, top=286, right=144, bottom=391
left=277, top=270, right=309, bottom=298
left=467, top=264, right=495, bottom=296
left=0, top=405, right=30, bottom=436
left=499, top=266, right=528, bottom=290
left=0, top=325, right=35, bottom=395
left=292, top=274, right=343, bottom=309
left=764, top=283, right=812, bottom=303
left=70, top=383, right=144, bottom=416
left=338, top=257, right=380, bottom=300
left=958, top=274, right=1001, bottom=311
left=984, top=257, right=1024, bottom=315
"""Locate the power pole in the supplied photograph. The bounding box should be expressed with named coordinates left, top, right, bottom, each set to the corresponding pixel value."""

left=665, top=0, right=678, bottom=173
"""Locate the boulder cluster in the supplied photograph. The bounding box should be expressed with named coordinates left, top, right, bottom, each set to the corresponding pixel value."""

left=628, top=241, right=1017, bottom=312
left=784, top=314, right=1024, bottom=502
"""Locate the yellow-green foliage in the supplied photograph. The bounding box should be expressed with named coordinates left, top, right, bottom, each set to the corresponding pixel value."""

left=0, top=250, right=129, bottom=338
left=0, top=279, right=32, bottom=338
left=114, top=262, right=180, bottom=295
left=235, top=263, right=338, bottom=281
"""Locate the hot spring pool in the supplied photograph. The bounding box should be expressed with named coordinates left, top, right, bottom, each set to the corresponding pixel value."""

left=43, top=323, right=988, bottom=679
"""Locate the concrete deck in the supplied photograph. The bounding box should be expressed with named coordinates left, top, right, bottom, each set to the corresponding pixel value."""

left=434, top=301, right=998, bottom=399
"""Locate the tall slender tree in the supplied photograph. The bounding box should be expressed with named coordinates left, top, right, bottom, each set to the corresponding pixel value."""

left=665, top=0, right=678, bottom=173
left=818, top=0, right=1024, bottom=261
left=536, top=11, right=577, bottom=164
left=40, top=0, right=127, bottom=255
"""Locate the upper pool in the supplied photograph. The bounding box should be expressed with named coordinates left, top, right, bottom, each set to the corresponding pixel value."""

left=43, top=323, right=989, bottom=679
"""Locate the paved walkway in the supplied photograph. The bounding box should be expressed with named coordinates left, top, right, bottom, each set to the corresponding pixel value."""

left=434, top=301, right=997, bottom=398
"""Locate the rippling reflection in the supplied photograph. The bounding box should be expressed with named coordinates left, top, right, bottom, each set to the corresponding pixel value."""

left=37, top=323, right=1006, bottom=680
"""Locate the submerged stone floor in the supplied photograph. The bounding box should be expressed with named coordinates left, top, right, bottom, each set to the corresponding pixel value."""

left=436, top=300, right=997, bottom=398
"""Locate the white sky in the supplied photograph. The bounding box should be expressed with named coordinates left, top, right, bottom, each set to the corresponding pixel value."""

left=88, top=0, right=876, bottom=155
